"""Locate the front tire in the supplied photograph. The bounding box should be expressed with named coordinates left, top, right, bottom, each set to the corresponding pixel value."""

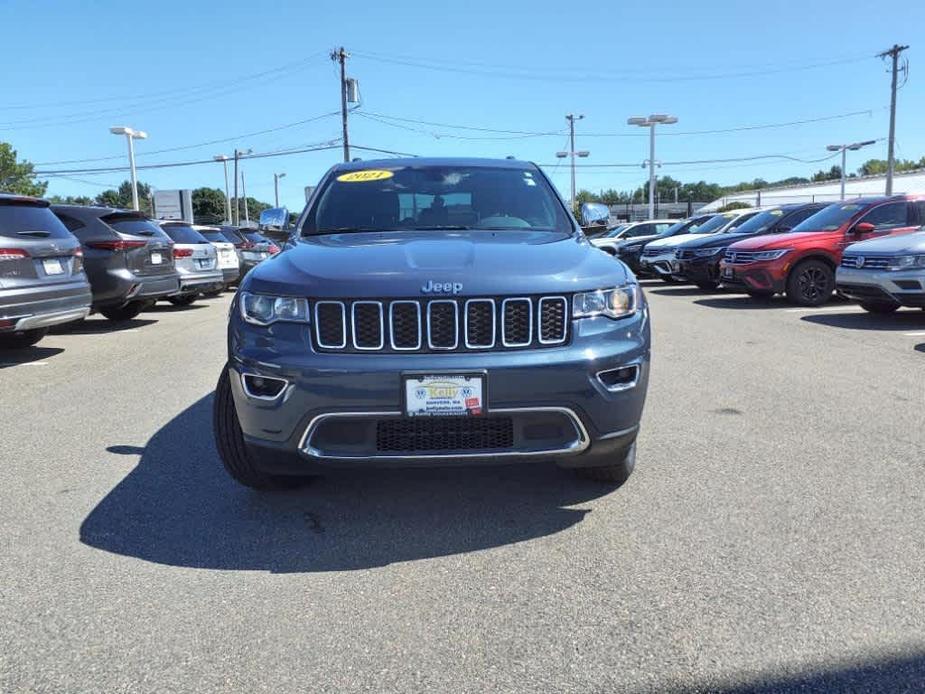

left=213, top=366, right=309, bottom=491
left=859, top=300, right=900, bottom=314
left=167, top=295, right=197, bottom=307
left=574, top=443, right=635, bottom=486
left=786, top=259, right=834, bottom=307
left=0, top=328, right=48, bottom=349
left=99, top=302, right=143, bottom=322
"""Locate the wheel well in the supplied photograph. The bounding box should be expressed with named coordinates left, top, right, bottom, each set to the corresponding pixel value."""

left=791, top=254, right=836, bottom=273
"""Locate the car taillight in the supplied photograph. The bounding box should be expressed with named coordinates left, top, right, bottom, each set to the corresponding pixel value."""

left=72, top=248, right=84, bottom=272
left=173, top=247, right=193, bottom=258
left=0, top=248, right=29, bottom=260
left=269, top=245, right=280, bottom=254
left=86, top=240, right=147, bottom=251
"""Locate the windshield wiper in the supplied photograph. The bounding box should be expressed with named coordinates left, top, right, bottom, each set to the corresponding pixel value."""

left=315, top=226, right=382, bottom=234
left=409, top=225, right=473, bottom=230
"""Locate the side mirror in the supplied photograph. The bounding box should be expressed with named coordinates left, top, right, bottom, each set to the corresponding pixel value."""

left=580, top=202, right=611, bottom=228
left=853, top=222, right=876, bottom=234
left=258, top=206, right=290, bottom=231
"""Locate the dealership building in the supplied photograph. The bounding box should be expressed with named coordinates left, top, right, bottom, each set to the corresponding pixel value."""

left=701, top=168, right=925, bottom=211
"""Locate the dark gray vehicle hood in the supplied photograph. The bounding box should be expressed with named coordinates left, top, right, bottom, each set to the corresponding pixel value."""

left=845, top=229, right=925, bottom=255
left=244, top=229, right=630, bottom=297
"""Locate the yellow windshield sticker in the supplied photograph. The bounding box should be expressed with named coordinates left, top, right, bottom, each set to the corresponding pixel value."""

left=337, top=170, right=394, bottom=183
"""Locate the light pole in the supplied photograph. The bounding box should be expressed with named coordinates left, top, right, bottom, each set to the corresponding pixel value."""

left=556, top=114, right=589, bottom=211
left=274, top=172, right=287, bottom=207
left=232, top=148, right=252, bottom=225
left=109, top=126, right=147, bottom=211
left=214, top=155, right=232, bottom=223
left=826, top=140, right=876, bottom=200
left=628, top=114, right=677, bottom=219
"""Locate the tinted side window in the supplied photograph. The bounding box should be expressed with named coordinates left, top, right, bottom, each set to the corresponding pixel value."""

left=54, top=213, right=86, bottom=232
left=0, top=203, right=75, bottom=239
left=199, top=230, right=227, bottom=243
left=859, top=202, right=908, bottom=230
left=779, top=207, right=820, bottom=230
left=910, top=201, right=925, bottom=226
left=161, top=224, right=208, bottom=244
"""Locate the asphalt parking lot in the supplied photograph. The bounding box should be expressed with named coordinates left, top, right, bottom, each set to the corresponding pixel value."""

left=1, top=285, right=924, bottom=693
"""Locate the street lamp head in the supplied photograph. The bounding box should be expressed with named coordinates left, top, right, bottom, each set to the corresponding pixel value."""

left=826, top=145, right=842, bottom=152
left=110, top=126, right=131, bottom=135
left=627, top=117, right=648, bottom=126
left=648, top=114, right=677, bottom=124
left=277, top=172, right=287, bottom=179
left=849, top=140, right=877, bottom=150
left=214, top=154, right=230, bottom=162
left=576, top=151, right=590, bottom=158
left=134, top=130, right=148, bottom=140
left=555, top=152, right=568, bottom=158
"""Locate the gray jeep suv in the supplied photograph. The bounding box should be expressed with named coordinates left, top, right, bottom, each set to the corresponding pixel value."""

left=214, top=158, right=651, bottom=489
left=0, top=193, right=91, bottom=348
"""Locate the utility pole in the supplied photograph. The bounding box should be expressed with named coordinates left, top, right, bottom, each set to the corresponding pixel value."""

left=555, top=114, right=588, bottom=212
left=232, top=148, right=252, bottom=225
left=214, top=155, right=232, bottom=223
left=878, top=44, right=909, bottom=195
left=241, top=170, right=249, bottom=224
left=332, top=47, right=350, bottom=162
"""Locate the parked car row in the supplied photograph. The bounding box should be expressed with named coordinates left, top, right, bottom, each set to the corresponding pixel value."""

left=601, top=194, right=925, bottom=311
left=0, top=193, right=280, bottom=349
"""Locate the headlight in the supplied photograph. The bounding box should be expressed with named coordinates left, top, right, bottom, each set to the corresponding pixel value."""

left=240, top=291, right=310, bottom=326
left=573, top=285, right=638, bottom=320
left=753, top=249, right=791, bottom=261
left=889, top=254, right=925, bottom=270
left=694, top=247, right=724, bottom=257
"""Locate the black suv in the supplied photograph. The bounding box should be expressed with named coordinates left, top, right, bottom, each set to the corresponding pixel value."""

left=52, top=206, right=180, bottom=321
left=615, top=214, right=716, bottom=274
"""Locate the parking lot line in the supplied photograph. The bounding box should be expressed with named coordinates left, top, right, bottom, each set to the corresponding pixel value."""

left=903, top=331, right=925, bottom=336
left=784, top=306, right=862, bottom=313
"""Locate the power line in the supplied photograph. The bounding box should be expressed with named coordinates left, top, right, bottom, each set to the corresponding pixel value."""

left=537, top=151, right=844, bottom=169
left=34, top=111, right=340, bottom=165
left=352, top=50, right=875, bottom=83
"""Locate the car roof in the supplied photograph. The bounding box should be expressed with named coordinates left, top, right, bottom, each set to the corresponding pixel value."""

left=51, top=204, right=141, bottom=218
left=0, top=192, right=49, bottom=207
left=330, top=156, right=538, bottom=172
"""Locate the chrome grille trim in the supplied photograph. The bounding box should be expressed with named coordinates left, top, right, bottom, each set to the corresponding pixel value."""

left=389, top=300, right=422, bottom=351
left=537, top=296, right=568, bottom=345
left=314, top=301, right=347, bottom=349
left=464, top=299, right=496, bottom=349
left=840, top=255, right=892, bottom=270
left=351, top=301, right=384, bottom=351
left=426, top=299, right=459, bottom=350
left=501, top=297, right=533, bottom=348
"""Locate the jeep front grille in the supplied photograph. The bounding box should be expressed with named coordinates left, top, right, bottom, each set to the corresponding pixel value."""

left=376, top=416, right=514, bottom=452
left=313, top=296, right=569, bottom=353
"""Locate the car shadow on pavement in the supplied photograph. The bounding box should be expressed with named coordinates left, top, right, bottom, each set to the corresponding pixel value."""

left=915, top=343, right=925, bottom=354
left=647, top=286, right=726, bottom=297
left=694, top=296, right=786, bottom=310
left=802, top=310, right=925, bottom=331
left=681, top=651, right=925, bottom=693
left=145, top=303, right=209, bottom=313
left=0, top=346, right=64, bottom=368
left=80, top=394, right=615, bottom=573
left=59, top=318, right=158, bottom=335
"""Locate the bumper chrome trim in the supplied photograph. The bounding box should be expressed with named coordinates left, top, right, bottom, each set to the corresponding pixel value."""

left=297, top=406, right=590, bottom=461
left=13, top=306, right=90, bottom=331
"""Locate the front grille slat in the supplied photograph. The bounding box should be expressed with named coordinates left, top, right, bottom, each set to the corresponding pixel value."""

left=314, top=296, right=568, bottom=353
left=841, top=255, right=891, bottom=270
left=376, top=416, right=514, bottom=452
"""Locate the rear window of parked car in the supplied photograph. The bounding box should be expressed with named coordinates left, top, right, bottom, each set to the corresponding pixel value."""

left=103, top=214, right=170, bottom=239
left=160, top=223, right=209, bottom=244
left=243, top=232, right=270, bottom=244
left=198, top=229, right=228, bottom=243
left=220, top=229, right=247, bottom=245
left=0, top=200, right=74, bottom=239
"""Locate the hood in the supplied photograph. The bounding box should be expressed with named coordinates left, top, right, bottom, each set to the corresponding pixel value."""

left=646, top=233, right=716, bottom=250
left=244, top=229, right=630, bottom=298
left=844, top=230, right=925, bottom=255
left=726, top=230, right=842, bottom=251
left=680, top=231, right=756, bottom=249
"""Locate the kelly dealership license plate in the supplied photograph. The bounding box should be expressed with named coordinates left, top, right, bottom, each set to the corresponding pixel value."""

left=404, top=374, right=485, bottom=417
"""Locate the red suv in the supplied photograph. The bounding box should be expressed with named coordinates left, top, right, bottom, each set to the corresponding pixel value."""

left=719, top=195, right=925, bottom=305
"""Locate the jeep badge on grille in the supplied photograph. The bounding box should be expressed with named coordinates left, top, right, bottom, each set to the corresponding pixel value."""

left=421, top=280, right=463, bottom=294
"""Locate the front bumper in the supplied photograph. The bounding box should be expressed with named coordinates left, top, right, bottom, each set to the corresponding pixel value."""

left=639, top=252, right=675, bottom=276
left=719, top=258, right=787, bottom=294
left=676, top=256, right=722, bottom=283
left=836, top=266, right=925, bottom=307
left=228, top=306, right=650, bottom=473
left=0, top=279, right=92, bottom=332
left=616, top=249, right=644, bottom=274
left=221, top=267, right=241, bottom=285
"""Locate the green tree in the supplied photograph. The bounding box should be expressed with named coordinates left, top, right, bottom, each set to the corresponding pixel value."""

left=718, top=201, right=753, bottom=212
left=192, top=187, right=227, bottom=224
left=48, top=194, right=94, bottom=205
left=94, top=180, right=153, bottom=214
left=811, top=166, right=842, bottom=182
left=0, top=142, right=47, bottom=197
left=238, top=197, right=272, bottom=224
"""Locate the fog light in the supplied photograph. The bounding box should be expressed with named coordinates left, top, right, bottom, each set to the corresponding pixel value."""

left=241, top=373, right=288, bottom=399
left=596, top=365, right=639, bottom=392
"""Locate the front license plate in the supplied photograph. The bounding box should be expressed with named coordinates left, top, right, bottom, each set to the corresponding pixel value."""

left=43, top=258, right=64, bottom=275
left=404, top=374, right=485, bottom=417
left=151, top=252, right=163, bottom=265
left=722, top=267, right=734, bottom=280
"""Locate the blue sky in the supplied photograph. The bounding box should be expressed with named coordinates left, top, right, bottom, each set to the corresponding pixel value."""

left=4, top=0, right=921, bottom=210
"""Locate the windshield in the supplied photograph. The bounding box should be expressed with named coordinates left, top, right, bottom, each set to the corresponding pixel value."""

left=726, top=209, right=785, bottom=235
left=0, top=201, right=73, bottom=239
left=605, top=224, right=628, bottom=238
left=691, top=212, right=738, bottom=235
left=307, top=165, right=572, bottom=234
left=791, top=202, right=864, bottom=232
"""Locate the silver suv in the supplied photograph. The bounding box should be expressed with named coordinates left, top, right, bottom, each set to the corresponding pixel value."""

left=0, top=194, right=91, bottom=348
left=157, top=222, right=225, bottom=306
left=837, top=229, right=925, bottom=313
